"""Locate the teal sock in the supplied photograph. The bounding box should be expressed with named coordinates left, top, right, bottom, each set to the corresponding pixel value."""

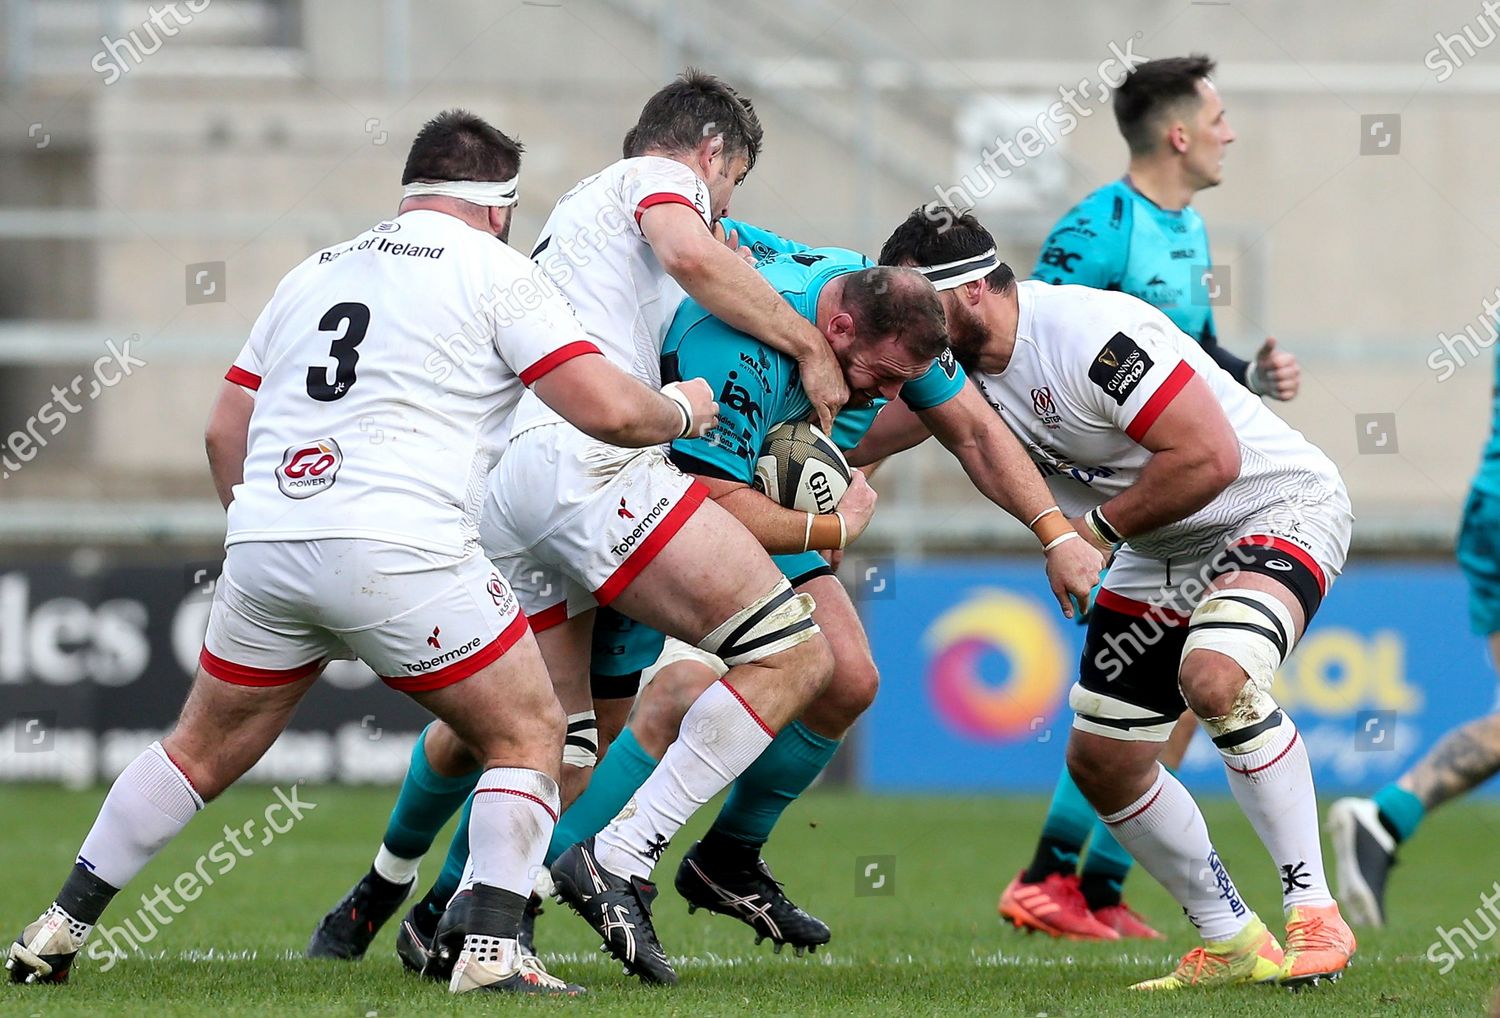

left=710, top=720, right=840, bottom=847
left=424, top=792, right=472, bottom=905
left=1079, top=820, right=1134, bottom=909
left=545, top=728, right=660, bottom=866
left=1372, top=783, right=1425, bottom=842
left=382, top=723, right=483, bottom=860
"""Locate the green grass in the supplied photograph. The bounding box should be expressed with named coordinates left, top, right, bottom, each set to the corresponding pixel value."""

left=1, top=785, right=1497, bottom=1016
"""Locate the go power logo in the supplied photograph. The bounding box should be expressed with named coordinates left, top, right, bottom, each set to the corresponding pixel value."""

left=276, top=438, right=342, bottom=499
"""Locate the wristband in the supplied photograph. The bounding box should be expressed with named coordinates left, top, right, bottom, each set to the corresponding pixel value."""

left=1085, top=506, right=1122, bottom=546
left=1246, top=361, right=1270, bottom=397
left=802, top=512, right=815, bottom=554
left=1028, top=506, right=1062, bottom=529
left=1030, top=505, right=1073, bottom=546
left=1044, top=531, right=1079, bottom=552
left=835, top=511, right=847, bottom=550
left=661, top=383, right=695, bottom=439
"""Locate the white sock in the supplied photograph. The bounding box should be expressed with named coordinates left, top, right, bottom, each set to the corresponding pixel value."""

left=1217, top=715, right=1333, bottom=911
left=1100, top=765, right=1252, bottom=942
left=467, top=768, right=558, bottom=898
left=77, top=742, right=203, bottom=890
left=372, top=845, right=421, bottom=885
left=455, top=857, right=476, bottom=900
left=594, top=680, right=774, bottom=879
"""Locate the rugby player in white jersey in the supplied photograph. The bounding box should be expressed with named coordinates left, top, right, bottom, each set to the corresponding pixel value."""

left=4, top=110, right=717, bottom=998
left=868, top=207, right=1357, bottom=990
left=412, top=74, right=880, bottom=985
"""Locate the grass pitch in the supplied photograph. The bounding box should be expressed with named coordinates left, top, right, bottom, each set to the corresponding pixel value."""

left=1, top=784, right=1496, bottom=1016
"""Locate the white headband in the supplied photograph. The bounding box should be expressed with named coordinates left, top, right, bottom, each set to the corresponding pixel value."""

left=401, top=177, right=517, bottom=207
left=914, top=247, right=999, bottom=291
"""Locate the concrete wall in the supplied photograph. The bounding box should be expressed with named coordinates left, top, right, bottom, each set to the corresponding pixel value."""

left=1, top=0, right=1495, bottom=540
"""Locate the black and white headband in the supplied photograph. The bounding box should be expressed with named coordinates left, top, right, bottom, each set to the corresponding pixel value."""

left=913, top=247, right=999, bottom=291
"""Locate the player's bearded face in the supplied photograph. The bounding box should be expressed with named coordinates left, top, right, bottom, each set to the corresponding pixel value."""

left=942, top=292, right=988, bottom=369
left=493, top=208, right=512, bottom=244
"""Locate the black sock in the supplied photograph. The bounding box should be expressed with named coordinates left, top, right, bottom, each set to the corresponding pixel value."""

left=365, top=863, right=414, bottom=898
left=411, top=886, right=449, bottom=936
left=1079, top=872, right=1123, bottom=911
left=467, top=884, right=527, bottom=940
left=1020, top=836, right=1081, bottom=884
left=698, top=826, right=763, bottom=871
left=56, top=863, right=118, bottom=926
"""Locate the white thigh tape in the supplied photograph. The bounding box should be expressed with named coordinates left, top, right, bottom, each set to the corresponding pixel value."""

left=699, top=580, right=819, bottom=665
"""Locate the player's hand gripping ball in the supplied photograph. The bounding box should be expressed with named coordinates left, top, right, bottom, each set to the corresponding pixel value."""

left=752, top=422, right=852, bottom=513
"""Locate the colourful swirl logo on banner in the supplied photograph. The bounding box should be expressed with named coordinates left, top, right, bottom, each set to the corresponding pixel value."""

left=924, top=589, right=1068, bottom=741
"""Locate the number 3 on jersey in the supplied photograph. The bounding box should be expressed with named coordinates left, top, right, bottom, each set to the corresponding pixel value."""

left=307, top=301, right=369, bottom=401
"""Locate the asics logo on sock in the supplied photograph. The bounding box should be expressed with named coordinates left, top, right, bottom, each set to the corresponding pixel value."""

left=1281, top=861, right=1312, bottom=893
left=645, top=835, right=671, bottom=863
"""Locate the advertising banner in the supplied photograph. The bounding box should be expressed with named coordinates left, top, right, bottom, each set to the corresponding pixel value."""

left=861, top=560, right=1495, bottom=795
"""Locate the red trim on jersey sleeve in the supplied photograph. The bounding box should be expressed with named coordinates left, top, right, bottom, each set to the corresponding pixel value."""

left=634, top=191, right=703, bottom=228
left=381, top=610, right=530, bottom=693
left=1094, top=588, right=1190, bottom=626
left=1124, top=361, right=1195, bottom=442
left=518, top=340, right=602, bottom=386
left=200, top=647, right=323, bottom=686
left=593, top=481, right=709, bottom=606
left=225, top=365, right=262, bottom=391
left=1230, top=535, right=1329, bottom=595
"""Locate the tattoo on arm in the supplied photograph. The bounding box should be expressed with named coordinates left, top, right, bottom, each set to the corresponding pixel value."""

left=1405, top=713, right=1500, bottom=809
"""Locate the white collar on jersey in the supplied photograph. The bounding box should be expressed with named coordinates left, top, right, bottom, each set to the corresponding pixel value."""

left=401, top=177, right=518, bottom=207
left=913, top=247, right=998, bottom=291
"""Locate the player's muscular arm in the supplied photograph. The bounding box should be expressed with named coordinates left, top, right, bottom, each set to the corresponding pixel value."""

left=918, top=382, right=1059, bottom=524
left=918, top=383, right=1106, bottom=617
left=532, top=354, right=717, bottom=447
left=1099, top=373, right=1240, bottom=542
left=641, top=203, right=848, bottom=431
left=205, top=380, right=254, bottom=508
left=693, top=472, right=876, bottom=554
left=844, top=397, right=934, bottom=467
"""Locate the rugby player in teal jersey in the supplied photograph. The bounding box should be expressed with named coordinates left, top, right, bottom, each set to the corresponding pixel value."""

left=1328, top=334, right=1500, bottom=927
left=1001, top=54, right=1304, bottom=942
left=539, top=243, right=1101, bottom=979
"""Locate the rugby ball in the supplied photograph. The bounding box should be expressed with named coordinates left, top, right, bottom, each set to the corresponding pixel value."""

left=752, top=422, right=852, bottom=514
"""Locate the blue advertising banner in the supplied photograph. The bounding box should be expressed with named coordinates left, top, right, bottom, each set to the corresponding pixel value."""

left=860, top=559, right=1497, bottom=795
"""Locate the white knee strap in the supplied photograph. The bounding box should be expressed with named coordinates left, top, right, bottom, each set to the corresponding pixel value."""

left=699, top=579, right=819, bottom=666
left=1182, top=589, right=1295, bottom=754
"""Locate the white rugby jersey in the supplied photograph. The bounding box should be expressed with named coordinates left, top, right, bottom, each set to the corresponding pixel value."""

left=223, top=209, right=600, bottom=556
left=512, top=156, right=712, bottom=434
left=970, top=282, right=1344, bottom=561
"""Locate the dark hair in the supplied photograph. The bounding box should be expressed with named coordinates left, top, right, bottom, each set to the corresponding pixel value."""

left=841, top=267, right=949, bottom=361
left=402, top=108, right=524, bottom=186
left=622, top=68, right=764, bottom=171
left=1113, top=54, right=1217, bottom=156
left=878, top=205, right=1017, bottom=294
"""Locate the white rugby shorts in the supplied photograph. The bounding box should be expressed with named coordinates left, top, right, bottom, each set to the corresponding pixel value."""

left=201, top=538, right=527, bottom=692
left=481, top=423, right=707, bottom=630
